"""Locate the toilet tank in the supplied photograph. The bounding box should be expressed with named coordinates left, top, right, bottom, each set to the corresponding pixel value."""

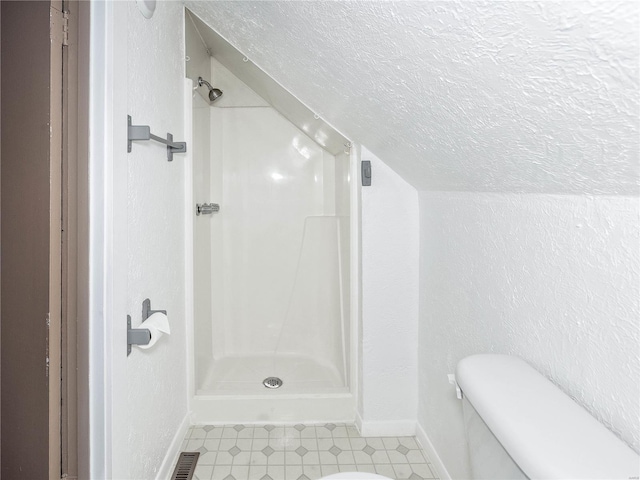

left=456, top=354, right=639, bottom=480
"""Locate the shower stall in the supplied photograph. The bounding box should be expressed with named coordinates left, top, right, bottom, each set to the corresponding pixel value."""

left=185, top=11, right=357, bottom=423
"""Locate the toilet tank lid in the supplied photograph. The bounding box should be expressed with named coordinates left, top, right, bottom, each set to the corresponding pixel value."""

left=456, top=354, right=639, bottom=480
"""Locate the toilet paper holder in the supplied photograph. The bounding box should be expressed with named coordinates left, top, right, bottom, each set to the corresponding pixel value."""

left=127, top=298, right=167, bottom=356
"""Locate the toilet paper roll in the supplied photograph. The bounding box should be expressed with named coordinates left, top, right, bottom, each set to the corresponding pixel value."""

left=137, top=311, right=170, bottom=350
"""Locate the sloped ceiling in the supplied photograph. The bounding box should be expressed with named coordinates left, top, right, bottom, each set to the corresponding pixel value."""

left=186, top=1, right=639, bottom=194
left=186, top=10, right=350, bottom=156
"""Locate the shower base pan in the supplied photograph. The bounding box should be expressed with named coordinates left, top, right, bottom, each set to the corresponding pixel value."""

left=197, top=354, right=347, bottom=394
left=191, top=354, right=355, bottom=424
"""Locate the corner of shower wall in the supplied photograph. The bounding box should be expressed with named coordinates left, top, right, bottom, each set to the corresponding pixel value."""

left=208, top=91, right=225, bottom=364
left=336, top=150, right=352, bottom=389
left=348, top=144, right=364, bottom=421
left=192, top=92, right=214, bottom=389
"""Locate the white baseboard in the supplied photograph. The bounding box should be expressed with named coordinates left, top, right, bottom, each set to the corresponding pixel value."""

left=415, top=422, right=451, bottom=480
left=357, top=418, right=417, bottom=437
left=156, top=413, right=190, bottom=480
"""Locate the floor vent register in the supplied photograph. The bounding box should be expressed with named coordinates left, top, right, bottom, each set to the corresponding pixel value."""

left=170, top=451, right=200, bottom=480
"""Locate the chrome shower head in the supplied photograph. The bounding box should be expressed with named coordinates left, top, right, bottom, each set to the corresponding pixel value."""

left=208, top=87, right=223, bottom=103
left=198, top=77, right=223, bottom=104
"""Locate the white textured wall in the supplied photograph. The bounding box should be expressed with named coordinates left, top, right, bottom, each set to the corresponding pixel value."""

left=124, top=2, right=187, bottom=478
left=112, top=4, right=639, bottom=479
left=419, top=193, right=640, bottom=479
left=186, top=1, right=639, bottom=195
left=360, top=149, right=419, bottom=433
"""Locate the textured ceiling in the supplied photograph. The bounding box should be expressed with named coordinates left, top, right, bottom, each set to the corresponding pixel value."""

left=187, top=10, right=349, bottom=156
left=186, top=1, right=639, bottom=194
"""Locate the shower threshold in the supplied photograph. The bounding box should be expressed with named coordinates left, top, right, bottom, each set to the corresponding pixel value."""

left=191, top=392, right=355, bottom=424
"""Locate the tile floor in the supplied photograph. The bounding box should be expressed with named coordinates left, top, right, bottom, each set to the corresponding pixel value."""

left=181, top=423, right=439, bottom=480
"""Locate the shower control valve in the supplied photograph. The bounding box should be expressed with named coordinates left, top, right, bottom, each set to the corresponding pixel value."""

left=196, top=203, right=220, bottom=216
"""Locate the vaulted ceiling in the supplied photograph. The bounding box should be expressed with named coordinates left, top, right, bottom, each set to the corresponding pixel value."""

left=186, top=1, right=639, bottom=194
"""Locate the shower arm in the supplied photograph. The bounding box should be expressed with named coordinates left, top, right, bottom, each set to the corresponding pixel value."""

left=198, top=77, right=213, bottom=90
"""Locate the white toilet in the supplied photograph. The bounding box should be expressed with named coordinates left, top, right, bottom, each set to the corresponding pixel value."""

left=320, top=474, right=391, bottom=479
left=456, top=354, right=639, bottom=479
left=319, top=355, right=639, bottom=480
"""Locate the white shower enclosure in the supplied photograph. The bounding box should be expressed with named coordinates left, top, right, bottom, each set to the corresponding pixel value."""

left=185, top=11, right=357, bottom=423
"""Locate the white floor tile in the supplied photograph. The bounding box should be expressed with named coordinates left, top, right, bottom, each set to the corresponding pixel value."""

left=268, top=451, right=285, bottom=465
left=285, top=465, right=303, bottom=479
left=375, top=464, right=396, bottom=477
left=338, top=464, right=357, bottom=472
left=211, top=465, right=231, bottom=480
left=303, top=451, right=320, bottom=465
left=199, top=452, right=217, bottom=465
left=352, top=450, right=373, bottom=464
left=332, top=426, right=348, bottom=438
left=388, top=449, right=409, bottom=464
left=370, top=450, right=390, bottom=464
left=393, top=463, right=413, bottom=479
left=205, top=439, right=222, bottom=451
left=398, top=437, right=419, bottom=450
left=237, top=438, right=253, bottom=451
left=179, top=423, right=440, bottom=480
left=231, top=465, right=250, bottom=478
left=413, top=463, right=437, bottom=479
left=320, top=464, right=339, bottom=476
left=234, top=452, right=251, bottom=466
left=194, top=464, right=213, bottom=480
left=383, top=437, right=400, bottom=450
left=248, top=465, right=267, bottom=480
left=249, top=451, right=268, bottom=466
left=406, top=449, right=426, bottom=464
left=356, top=464, right=377, bottom=474
left=266, top=465, right=285, bottom=479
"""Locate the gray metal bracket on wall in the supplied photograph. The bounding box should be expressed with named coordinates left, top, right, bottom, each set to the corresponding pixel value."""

left=196, top=203, right=220, bottom=215
left=142, top=298, right=166, bottom=322
left=362, top=160, right=372, bottom=186
left=127, top=315, right=150, bottom=356
left=127, top=115, right=187, bottom=161
left=127, top=298, right=167, bottom=356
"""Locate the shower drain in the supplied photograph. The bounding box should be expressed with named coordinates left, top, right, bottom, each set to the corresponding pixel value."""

left=263, top=377, right=283, bottom=389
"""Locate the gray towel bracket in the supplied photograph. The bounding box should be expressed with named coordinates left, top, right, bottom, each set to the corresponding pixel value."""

left=127, top=115, right=187, bottom=161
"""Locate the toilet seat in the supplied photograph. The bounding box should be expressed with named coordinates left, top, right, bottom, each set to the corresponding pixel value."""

left=319, top=473, right=392, bottom=479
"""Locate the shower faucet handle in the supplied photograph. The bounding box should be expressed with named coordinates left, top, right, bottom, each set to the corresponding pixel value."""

left=196, top=203, right=220, bottom=216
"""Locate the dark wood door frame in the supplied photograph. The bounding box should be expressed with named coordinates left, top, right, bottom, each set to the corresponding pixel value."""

left=1, top=1, right=87, bottom=478
left=2, top=2, right=60, bottom=477
left=62, top=2, right=87, bottom=479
